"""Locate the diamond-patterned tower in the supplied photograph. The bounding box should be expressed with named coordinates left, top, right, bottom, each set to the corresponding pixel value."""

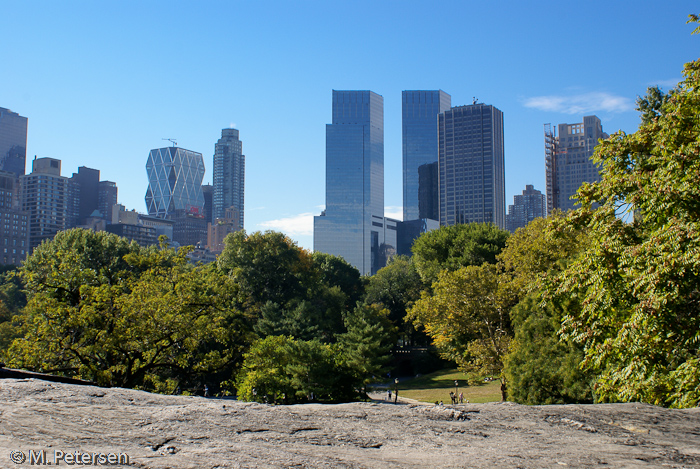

left=145, top=147, right=205, bottom=218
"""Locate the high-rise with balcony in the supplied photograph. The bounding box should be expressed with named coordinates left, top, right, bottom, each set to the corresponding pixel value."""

left=213, top=128, right=245, bottom=229
left=545, top=115, right=608, bottom=212
left=0, top=107, right=28, bottom=178
left=314, top=90, right=387, bottom=275
left=402, top=90, right=451, bottom=221
left=438, top=102, right=506, bottom=229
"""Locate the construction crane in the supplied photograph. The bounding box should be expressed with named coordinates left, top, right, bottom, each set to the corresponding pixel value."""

left=162, top=138, right=177, bottom=147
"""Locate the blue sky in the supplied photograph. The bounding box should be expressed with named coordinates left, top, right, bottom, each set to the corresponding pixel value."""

left=1, top=1, right=697, bottom=250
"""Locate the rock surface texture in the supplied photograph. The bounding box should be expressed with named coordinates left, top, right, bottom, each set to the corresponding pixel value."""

left=1, top=378, right=699, bottom=468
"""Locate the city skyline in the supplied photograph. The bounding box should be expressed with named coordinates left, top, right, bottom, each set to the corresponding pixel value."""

left=1, top=1, right=697, bottom=250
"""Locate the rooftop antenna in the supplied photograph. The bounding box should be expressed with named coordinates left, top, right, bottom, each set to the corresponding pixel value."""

left=162, top=138, right=177, bottom=147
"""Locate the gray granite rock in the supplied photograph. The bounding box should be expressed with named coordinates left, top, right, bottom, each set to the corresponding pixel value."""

left=1, top=378, right=699, bottom=468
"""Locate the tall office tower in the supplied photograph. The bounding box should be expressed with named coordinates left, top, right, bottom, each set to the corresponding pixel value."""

left=0, top=170, right=29, bottom=265
left=145, top=146, right=206, bottom=246
left=314, top=90, right=386, bottom=276
left=98, top=180, right=118, bottom=221
left=402, top=91, right=451, bottom=221
left=545, top=115, right=608, bottom=212
left=21, top=158, right=80, bottom=252
left=0, top=107, right=28, bottom=178
left=145, top=146, right=205, bottom=217
left=438, top=103, right=506, bottom=229
left=71, top=166, right=100, bottom=222
left=213, top=128, right=245, bottom=229
left=506, top=184, right=546, bottom=232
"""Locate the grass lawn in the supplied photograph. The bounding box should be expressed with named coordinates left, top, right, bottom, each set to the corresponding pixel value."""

left=395, top=368, right=502, bottom=404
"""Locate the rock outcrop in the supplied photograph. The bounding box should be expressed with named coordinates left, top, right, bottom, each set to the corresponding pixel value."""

left=1, top=378, right=699, bottom=468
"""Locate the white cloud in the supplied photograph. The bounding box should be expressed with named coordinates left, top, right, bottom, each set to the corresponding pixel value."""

left=258, top=212, right=315, bottom=236
left=384, top=206, right=403, bottom=220
left=648, top=78, right=682, bottom=89
left=522, top=92, right=634, bottom=114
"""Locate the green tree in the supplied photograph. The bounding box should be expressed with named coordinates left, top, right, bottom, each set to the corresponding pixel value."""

left=498, top=214, right=593, bottom=404
left=411, top=223, right=509, bottom=286
left=234, top=335, right=356, bottom=403
left=409, top=264, right=516, bottom=400
left=363, top=255, right=425, bottom=345
left=552, top=49, right=700, bottom=407
left=218, top=231, right=351, bottom=343
left=312, top=252, right=365, bottom=308
left=337, top=304, right=396, bottom=393
left=8, top=230, right=250, bottom=392
left=0, top=266, right=26, bottom=360
left=504, top=294, right=593, bottom=404
left=217, top=230, right=315, bottom=308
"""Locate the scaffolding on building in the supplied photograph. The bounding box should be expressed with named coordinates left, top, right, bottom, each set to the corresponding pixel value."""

left=544, top=123, right=557, bottom=215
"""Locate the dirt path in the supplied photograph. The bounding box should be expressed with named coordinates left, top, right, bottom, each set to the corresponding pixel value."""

left=1, top=378, right=699, bottom=468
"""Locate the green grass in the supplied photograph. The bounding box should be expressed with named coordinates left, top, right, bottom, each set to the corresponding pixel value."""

left=394, top=368, right=502, bottom=404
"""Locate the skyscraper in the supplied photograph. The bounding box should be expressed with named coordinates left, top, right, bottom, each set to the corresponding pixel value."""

left=21, top=158, right=79, bottom=252
left=314, top=90, right=386, bottom=275
left=145, top=146, right=205, bottom=218
left=71, top=166, right=100, bottom=222
left=402, top=90, right=451, bottom=221
left=98, top=180, right=118, bottom=221
left=506, top=184, right=546, bottom=232
left=0, top=170, right=29, bottom=265
left=145, top=146, right=206, bottom=246
left=213, top=128, right=245, bottom=229
left=0, top=107, right=28, bottom=178
left=438, top=103, right=506, bottom=229
left=545, top=115, right=608, bottom=212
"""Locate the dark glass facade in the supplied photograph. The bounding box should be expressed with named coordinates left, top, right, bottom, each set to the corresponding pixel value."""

left=72, top=166, right=100, bottom=221
left=418, top=161, right=439, bottom=220
left=202, top=184, right=213, bottom=225
left=212, top=129, right=245, bottom=229
left=438, top=103, right=506, bottom=229
left=0, top=108, right=28, bottom=178
left=98, top=181, right=118, bottom=221
left=314, top=90, right=385, bottom=275
left=402, top=91, right=451, bottom=221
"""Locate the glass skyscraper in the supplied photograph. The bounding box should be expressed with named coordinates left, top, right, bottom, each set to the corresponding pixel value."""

left=545, top=115, right=608, bottom=212
left=0, top=107, right=28, bottom=178
left=145, top=146, right=205, bottom=218
left=438, top=103, right=506, bottom=229
left=314, top=90, right=385, bottom=276
left=402, top=90, right=451, bottom=221
left=213, top=128, right=245, bottom=229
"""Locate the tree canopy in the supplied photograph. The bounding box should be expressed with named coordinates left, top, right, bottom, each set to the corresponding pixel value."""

left=411, top=223, right=509, bottom=286
left=8, top=230, right=250, bottom=393
left=551, top=53, right=700, bottom=407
